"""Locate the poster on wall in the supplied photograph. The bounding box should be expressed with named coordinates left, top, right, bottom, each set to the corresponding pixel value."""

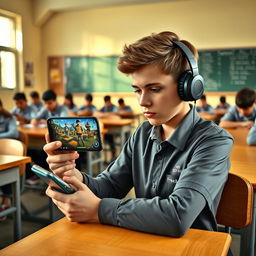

left=24, top=61, right=34, bottom=87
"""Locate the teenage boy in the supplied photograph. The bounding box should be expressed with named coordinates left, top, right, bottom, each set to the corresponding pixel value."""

left=219, top=88, right=256, bottom=129
left=31, top=89, right=68, bottom=125
left=12, top=92, right=36, bottom=124
left=196, top=94, right=215, bottom=115
left=118, top=98, right=133, bottom=113
left=77, top=93, right=97, bottom=116
left=43, top=32, right=233, bottom=238
left=29, top=91, right=44, bottom=113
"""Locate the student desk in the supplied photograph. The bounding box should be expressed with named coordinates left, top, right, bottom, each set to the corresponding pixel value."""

left=225, top=128, right=249, bottom=145
left=99, top=118, right=134, bottom=148
left=0, top=218, right=231, bottom=256
left=198, top=113, right=217, bottom=121
left=230, top=145, right=256, bottom=256
left=0, top=155, right=31, bottom=241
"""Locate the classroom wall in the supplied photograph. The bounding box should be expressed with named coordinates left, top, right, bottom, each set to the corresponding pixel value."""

left=0, top=0, right=42, bottom=111
left=41, top=0, right=256, bottom=112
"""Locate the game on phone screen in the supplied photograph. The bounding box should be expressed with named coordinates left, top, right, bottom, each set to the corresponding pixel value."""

left=47, top=117, right=102, bottom=151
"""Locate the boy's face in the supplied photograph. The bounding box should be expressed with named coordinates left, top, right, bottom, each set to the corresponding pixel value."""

left=44, top=99, right=57, bottom=111
left=131, top=64, right=184, bottom=126
left=104, top=100, right=111, bottom=107
left=237, top=106, right=254, bottom=117
left=15, top=99, right=27, bottom=110
left=31, top=97, right=39, bottom=105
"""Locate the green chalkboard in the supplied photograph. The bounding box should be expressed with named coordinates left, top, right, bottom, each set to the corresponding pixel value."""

left=64, top=56, right=132, bottom=93
left=64, top=49, right=256, bottom=93
left=198, top=48, right=256, bottom=92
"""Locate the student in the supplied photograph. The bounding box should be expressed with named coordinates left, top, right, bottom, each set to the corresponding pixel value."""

left=196, top=94, right=215, bottom=115
left=12, top=92, right=36, bottom=124
left=99, top=95, right=118, bottom=115
left=219, top=87, right=256, bottom=129
left=29, top=91, right=43, bottom=113
left=0, top=99, right=19, bottom=220
left=63, top=93, right=78, bottom=115
left=31, top=89, right=68, bottom=125
left=77, top=93, right=97, bottom=116
left=118, top=98, right=133, bottom=113
left=43, top=31, right=233, bottom=238
left=247, top=120, right=256, bottom=145
left=215, top=96, right=231, bottom=115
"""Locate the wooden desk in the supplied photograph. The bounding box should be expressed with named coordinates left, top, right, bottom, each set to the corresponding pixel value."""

left=100, top=118, right=133, bottom=148
left=229, top=145, right=256, bottom=256
left=0, top=155, right=31, bottom=241
left=225, top=128, right=250, bottom=145
left=0, top=218, right=231, bottom=256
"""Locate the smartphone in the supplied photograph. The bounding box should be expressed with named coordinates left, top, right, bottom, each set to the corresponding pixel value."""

left=31, top=164, right=77, bottom=194
left=47, top=117, right=102, bottom=151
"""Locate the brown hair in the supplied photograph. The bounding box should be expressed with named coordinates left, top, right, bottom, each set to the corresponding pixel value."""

left=0, top=99, right=12, bottom=118
left=118, top=31, right=198, bottom=80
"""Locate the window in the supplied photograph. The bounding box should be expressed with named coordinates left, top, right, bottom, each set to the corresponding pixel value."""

left=0, top=9, right=22, bottom=90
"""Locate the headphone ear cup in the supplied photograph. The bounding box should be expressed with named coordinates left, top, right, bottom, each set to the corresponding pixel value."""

left=177, top=71, right=192, bottom=101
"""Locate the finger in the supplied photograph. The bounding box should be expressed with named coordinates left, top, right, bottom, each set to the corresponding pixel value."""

left=47, top=152, right=79, bottom=164
left=45, top=133, right=50, bottom=144
left=63, top=176, right=85, bottom=191
left=43, top=141, right=62, bottom=155
left=50, top=163, right=76, bottom=177
left=46, top=186, right=69, bottom=203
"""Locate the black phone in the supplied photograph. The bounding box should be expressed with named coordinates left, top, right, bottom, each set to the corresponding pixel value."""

left=31, top=164, right=76, bottom=194
left=47, top=117, right=102, bottom=151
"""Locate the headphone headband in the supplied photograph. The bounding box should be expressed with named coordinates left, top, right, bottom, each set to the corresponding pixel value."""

left=172, top=40, right=199, bottom=76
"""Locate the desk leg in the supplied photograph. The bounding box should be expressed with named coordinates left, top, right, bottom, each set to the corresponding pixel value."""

left=240, top=191, right=255, bottom=256
left=12, top=167, right=22, bottom=241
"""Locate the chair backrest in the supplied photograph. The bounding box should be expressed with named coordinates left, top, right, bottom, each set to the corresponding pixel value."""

left=216, top=173, right=253, bottom=229
left=0, top=138, right=27, bottom=176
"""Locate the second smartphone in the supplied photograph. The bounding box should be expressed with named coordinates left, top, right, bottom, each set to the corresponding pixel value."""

left=47, top=117, right=102, bottom=152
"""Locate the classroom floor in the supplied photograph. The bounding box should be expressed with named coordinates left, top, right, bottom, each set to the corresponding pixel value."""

left=0, top=187, right=241, bottom=255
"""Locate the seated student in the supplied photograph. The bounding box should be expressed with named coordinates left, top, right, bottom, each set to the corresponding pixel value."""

left=43, top=31, right=233, bottom=240
left=31, top=89, right=68, bottom=125
left=0, top=98, right=19, bottom=220
left=215, top=96, right=231, bottom=115
left=29, top=91, right=43, bottom=113
left=118, top=98, right=133, bottom=113
left=12, top=92, right=36, bottom=124
left=63, top=93, right=78, bottom=115
left=77, top=93, right=97, bottom=116
left=247, top=120, right=256, bottom=145
left=219, top=87, right=256, bottom=129
left=96, top=95, right=119, bottom=159
left=196, top=94, right=215, bottom=115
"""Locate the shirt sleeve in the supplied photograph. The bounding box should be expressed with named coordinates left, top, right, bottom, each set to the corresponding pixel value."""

left=59, top=106, right=68, bottom=117
left=83, top=128, right=233, bottom=237
left=247, top=122, right=256, bottom=145
left=0, top=117, right=19, bottom=139
left=35, top=109, right=47, bottom=120
left=221, top=106, right=237, bottom=121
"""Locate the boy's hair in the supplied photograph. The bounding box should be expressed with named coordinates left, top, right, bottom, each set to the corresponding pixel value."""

left=42, top=89, right=57, bottom=101
left=200, top=94, right=206, bottom=101
left=118, top=31, right=198, bottom=80
left=220, top=96, right=226, bottom=104
left=235, top=88, right=256, bottom=109
left=85, top=93, right=93, bottom=101
left=104, top=95, right=111, bottom=102
left=0, top=98, right=2, bottom=107
left=118, top=98, right=124, bottom=105
left=30, top=91, right=40, bottom=99
left=13, top=92, right=26, bottom=101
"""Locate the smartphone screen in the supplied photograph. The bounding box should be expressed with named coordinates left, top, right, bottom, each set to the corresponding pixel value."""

left=47, top=117, right=102, bottom=151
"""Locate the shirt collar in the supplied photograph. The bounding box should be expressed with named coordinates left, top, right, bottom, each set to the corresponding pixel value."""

left=149, top=105, right=200, bottom=151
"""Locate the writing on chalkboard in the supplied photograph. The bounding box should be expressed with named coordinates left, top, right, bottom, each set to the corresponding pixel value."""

left=198, top=48, right=256, bottom=92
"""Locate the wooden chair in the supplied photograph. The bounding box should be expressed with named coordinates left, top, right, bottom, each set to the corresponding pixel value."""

left=217, top=173, right=253, bottom=229
left=216, top=173, right=253, bottom=255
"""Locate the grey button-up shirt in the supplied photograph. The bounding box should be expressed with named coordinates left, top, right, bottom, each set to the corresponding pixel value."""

left=83, top=107, right=233, bottom=237
left=221, top=106, right=256, bottom=122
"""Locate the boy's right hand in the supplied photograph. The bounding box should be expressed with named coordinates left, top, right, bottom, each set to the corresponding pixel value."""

left=43, top=133, right=83, bottom=182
